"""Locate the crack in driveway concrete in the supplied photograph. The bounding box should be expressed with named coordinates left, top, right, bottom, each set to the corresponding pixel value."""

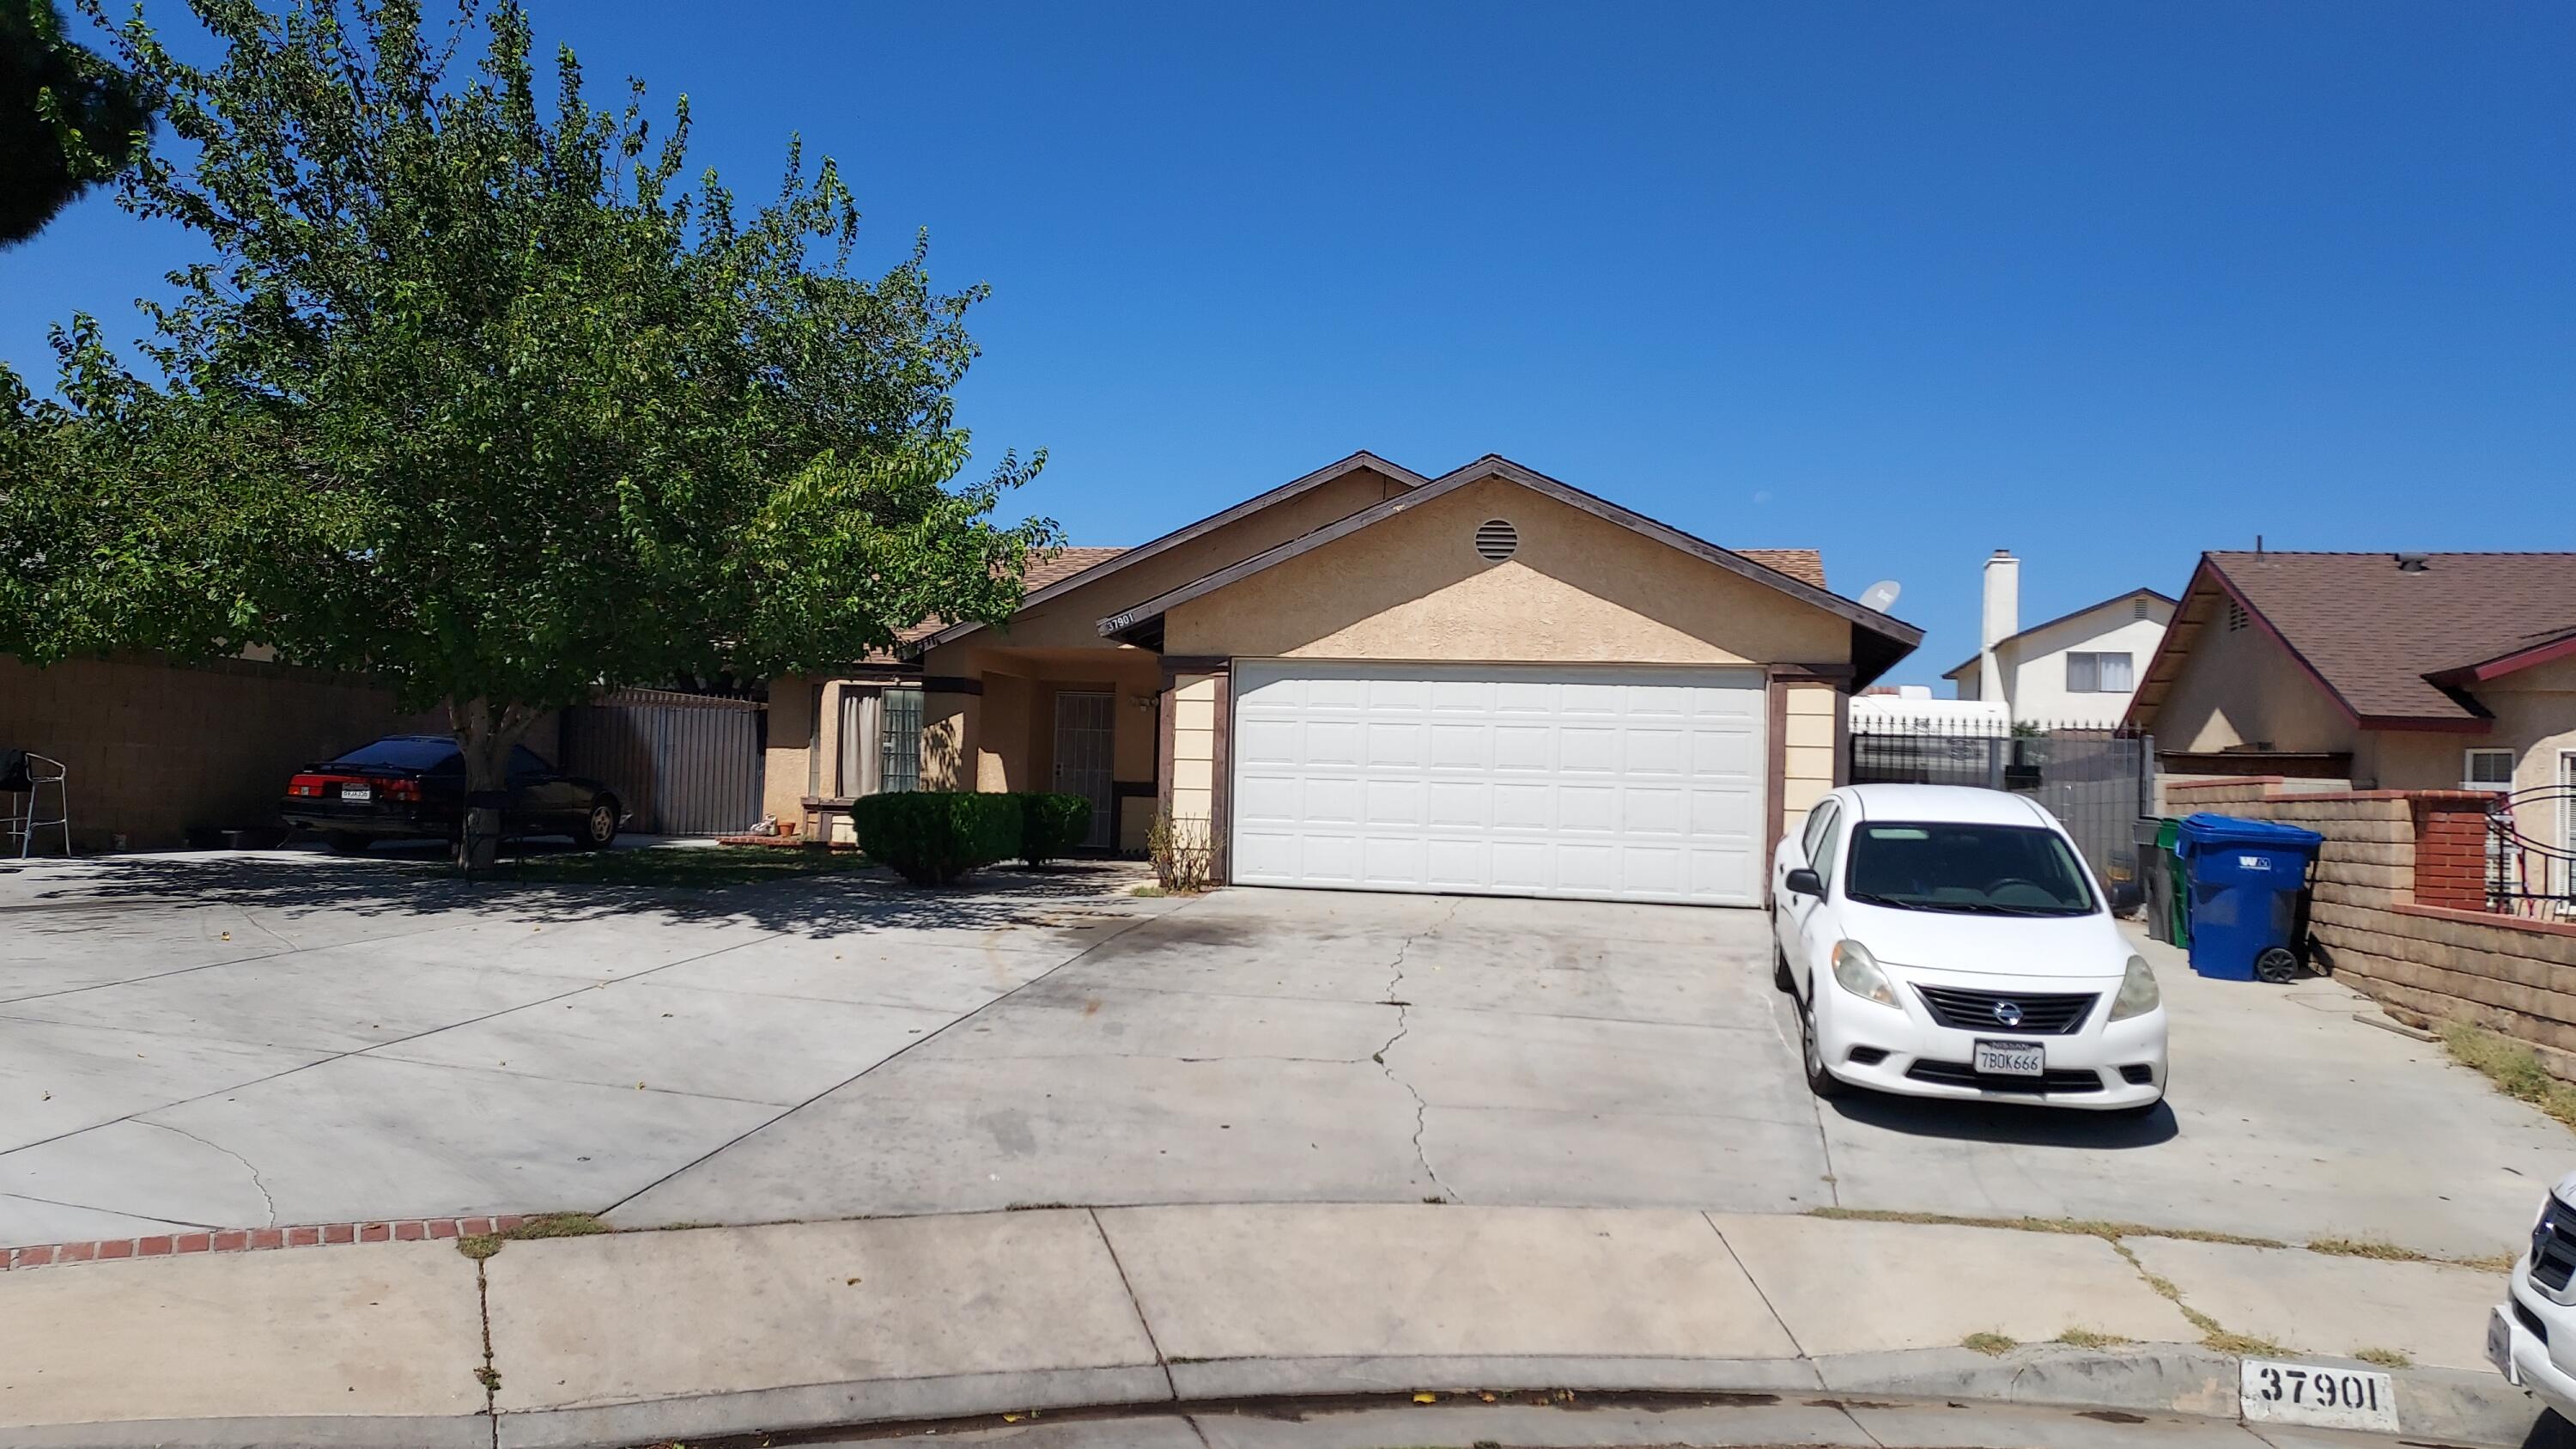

left=1372, top=899, right=1461, bottom=1202
left=143, top=1120, right=277, bottom=1227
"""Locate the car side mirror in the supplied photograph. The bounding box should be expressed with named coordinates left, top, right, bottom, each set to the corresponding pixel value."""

left=1784, top=868, right=1823, bottom=898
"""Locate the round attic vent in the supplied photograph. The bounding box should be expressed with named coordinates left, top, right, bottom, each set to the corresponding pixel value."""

left=1474, top=518, right=1518, bottom=563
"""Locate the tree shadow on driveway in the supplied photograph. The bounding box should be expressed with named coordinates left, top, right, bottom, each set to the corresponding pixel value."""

left=0, top=850, right=1157, bottom=942
left=1825, top=1090, right=2179, bottom=1148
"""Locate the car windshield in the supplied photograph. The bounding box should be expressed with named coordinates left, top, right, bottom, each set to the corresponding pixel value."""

left=1843, top=821, right=2098, bottom=916
left=330, top=737, right=460, bottom=771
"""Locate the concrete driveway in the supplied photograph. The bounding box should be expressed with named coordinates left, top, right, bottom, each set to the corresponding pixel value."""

left=2, top=854, right=2562, bottom=1257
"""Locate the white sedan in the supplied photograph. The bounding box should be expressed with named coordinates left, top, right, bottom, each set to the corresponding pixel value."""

left=1771, top=783, right=2167, bottom=1113
left=2488, top=1172, right=2576, bottom=1424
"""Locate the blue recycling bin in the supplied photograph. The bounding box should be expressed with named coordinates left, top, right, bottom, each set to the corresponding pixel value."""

left=2175, top=813, right=2324, bottom=982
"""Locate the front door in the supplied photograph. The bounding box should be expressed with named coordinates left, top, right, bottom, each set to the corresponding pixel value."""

left=1052, top=691, right=1115, bottom=849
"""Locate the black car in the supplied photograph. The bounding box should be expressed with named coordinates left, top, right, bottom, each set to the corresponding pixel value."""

left=282, top=734, right=623, bottom=854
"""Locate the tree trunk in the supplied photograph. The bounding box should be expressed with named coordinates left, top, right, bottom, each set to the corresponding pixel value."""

left=447, top=697, right=539, bottom=874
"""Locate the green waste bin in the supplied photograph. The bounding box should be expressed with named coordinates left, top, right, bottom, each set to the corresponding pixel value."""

left=2159, top=817, right=2190, bottom=949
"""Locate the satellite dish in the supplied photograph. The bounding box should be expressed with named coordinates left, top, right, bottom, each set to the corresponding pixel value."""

left=1859, top=579, right=1902, bottom=612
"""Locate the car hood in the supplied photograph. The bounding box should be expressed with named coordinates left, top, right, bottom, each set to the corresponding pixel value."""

left=1836, top=899, right=2136, bottom=979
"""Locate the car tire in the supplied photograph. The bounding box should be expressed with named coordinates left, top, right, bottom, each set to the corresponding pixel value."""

left=576, top=798, right=619, bottom=850
left=1798, top=990, right=1847, bottom=1100
left=323, top=831, right=371, bottom=855
left=1773, top=941, right=1795, bottom=994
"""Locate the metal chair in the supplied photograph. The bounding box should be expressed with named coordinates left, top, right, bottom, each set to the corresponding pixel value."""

left=1, top=751, right=70, bottom=858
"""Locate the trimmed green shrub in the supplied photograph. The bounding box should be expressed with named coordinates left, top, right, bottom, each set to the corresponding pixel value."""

left=850, top=792, right=1022, bottom=886
left=1018, top=793, right=1094, bottom=867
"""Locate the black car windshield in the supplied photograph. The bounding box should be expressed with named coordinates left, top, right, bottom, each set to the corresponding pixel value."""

left=331, top=737, right=461, bottom=771
left=1844, top=821, right=2098, bottom=916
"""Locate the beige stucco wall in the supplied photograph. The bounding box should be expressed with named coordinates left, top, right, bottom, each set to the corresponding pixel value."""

left=922, top=689, right=976, bottom=792
left=2152, top=611, right=2355, bottom=755
left=964, top=466, right=1411, bottom=653
left=1168, top=672, right=1219, bottom=842
left=760, top=675, right=820, bottom=824
left=1162, top=476, right=1853, bottom=665
left=2359, top=656, right=2576, bottom=843
left=1782, top=681, right=1839, bottom=841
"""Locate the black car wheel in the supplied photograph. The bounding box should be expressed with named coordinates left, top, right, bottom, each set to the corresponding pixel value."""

left=323, top=831, right=371, bottom=855
left=578, top=799, right=619, bottom=850
left=1773, top=941, right=1795, bottom=994
left=1799, top=990, right=1847, bottom=1100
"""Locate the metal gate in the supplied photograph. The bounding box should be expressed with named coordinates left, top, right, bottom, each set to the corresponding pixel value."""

left=1052, top=691, right=1115, bottom=849
left=1849, top=718, right=2153, bottom=912
left=560, top=689, right=766, bottom=837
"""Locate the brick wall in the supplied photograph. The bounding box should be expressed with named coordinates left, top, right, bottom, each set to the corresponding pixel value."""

left=3, top=653, right=454, bottom=851
left=2172, top=777, right=2576, bottom=1078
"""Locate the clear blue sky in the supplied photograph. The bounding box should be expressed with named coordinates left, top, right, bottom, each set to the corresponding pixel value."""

left=9, top=2, right=2571, bottom=685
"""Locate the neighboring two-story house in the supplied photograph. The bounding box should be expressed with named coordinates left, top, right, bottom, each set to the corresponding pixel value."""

left=1941, top=549, right=2174, bottom=727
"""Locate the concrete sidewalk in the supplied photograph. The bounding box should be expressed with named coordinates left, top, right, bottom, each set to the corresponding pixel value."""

left=0, top=1202, right=2542, bottom=1449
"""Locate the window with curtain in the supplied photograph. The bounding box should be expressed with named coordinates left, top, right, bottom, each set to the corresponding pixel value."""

left=2066, top=652, right=2133, bottom=693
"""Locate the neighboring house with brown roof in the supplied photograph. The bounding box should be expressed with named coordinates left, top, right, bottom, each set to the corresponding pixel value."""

left=769, top=450, right=1920, bottom=907
left=2125, top=551, right=2576, bottom=840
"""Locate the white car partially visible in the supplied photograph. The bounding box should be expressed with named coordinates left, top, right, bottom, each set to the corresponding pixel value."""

left=1771, top=783, right=2167, bottom=1114
left=2488, top=1172, right=2576, bottom=1424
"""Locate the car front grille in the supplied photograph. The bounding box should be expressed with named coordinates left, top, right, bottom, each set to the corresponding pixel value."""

left=1905, top=1060, right=2106, bottom=1095
left=2533, top=1197, right=2576, bottom=1294
left=1914, top=985, right=2099, bottom=1036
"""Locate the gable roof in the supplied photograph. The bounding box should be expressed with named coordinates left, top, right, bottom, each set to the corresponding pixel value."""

left=907, top=451, right=1426, bottom=653
left=2127, top=551, right=2576, bottom=730
left=1939, top=587, right=2175, bottom=680
left=1097, top=454, right=1923, bottom=685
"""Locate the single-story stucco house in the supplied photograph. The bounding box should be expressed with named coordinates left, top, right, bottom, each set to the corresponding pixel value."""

left=2126, top=551, right=2576, bottom=843
left=762, top=451, right=1922, bottom=907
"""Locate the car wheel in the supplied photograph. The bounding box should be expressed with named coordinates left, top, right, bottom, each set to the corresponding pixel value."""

left=1773, top=941, right=1795, bottom=994
left=1799, top=990, right=1847, bottom=1099
left=577, top=799, right=619, bottom=850
left=323, top=831, right=371, bottom=855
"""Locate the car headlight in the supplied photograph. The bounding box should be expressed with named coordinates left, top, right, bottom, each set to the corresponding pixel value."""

left=2109, top=954, right=2161, bottom=1021
left=1831, top=940, right=1897, bottom=1007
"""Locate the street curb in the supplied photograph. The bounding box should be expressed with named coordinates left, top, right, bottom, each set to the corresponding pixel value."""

left=489, top=1366, right=1172, bottom=1449
left=3, top=1347, right=2550, bottom=1448
left=1, top=1414, right=489, bottom=1449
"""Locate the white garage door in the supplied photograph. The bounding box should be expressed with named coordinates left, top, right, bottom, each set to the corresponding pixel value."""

left=1230, top=661, right=1767, bottom=905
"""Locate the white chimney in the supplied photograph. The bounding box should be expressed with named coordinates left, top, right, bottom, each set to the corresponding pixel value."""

left=1978, top=549, right=2019, bottom=705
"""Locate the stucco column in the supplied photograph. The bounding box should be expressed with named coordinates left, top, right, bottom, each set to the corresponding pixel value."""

left=921, top=688, right=980, bottom=792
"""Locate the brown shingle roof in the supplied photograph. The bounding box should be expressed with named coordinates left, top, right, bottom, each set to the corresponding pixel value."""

left=859, top=547, right=1131, bottom=661
left=2208, top=551, right=2576, bottom=721
left=1736, top=548, right=1826, bottom=590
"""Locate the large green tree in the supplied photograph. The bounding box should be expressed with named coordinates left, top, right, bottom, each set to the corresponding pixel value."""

left=1, top=0, right=151, bottom=245
left=1, top=0, right=1054, bottom=865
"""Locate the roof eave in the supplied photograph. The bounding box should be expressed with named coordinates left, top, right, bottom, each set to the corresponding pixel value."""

left=2424, top=629, right=2576, bottom=687
left=1100, top=454, right=1924, bottom=664
left=909, top=450, right=1428, bottom=655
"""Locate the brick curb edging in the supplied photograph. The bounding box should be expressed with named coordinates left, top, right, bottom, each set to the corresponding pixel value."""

left=2, top=1214, right=539, bottom=1269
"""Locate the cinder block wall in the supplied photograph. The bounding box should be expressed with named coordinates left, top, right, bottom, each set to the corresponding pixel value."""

left=2, top=654, right=453, bottom=851
left=2172, top=778, right=2576, bottom=1079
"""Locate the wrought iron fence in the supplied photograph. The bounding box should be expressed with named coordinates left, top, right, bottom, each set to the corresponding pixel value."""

left=1848, top=718, right=2154, bottom=912
left=2488, top=784, right=2576, bottom=921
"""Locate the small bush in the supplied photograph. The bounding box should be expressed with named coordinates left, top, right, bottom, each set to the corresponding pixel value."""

left=1018, top=793, right=1094, bottom=867
left=852, top=792, right=1021, bottom=886
left=1149, top=811, right=1214, bottom=892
